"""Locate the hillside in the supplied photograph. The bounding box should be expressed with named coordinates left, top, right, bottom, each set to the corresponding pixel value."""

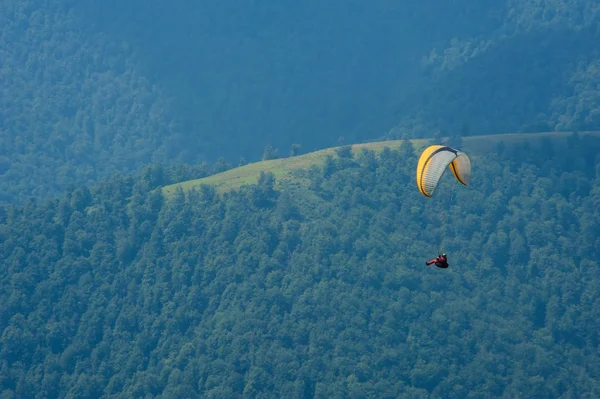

left=3, top=1, right=600, bottom=204
left=1, top=133, right=600, bottom=398
left=162, top=131, right=600, bottom=197
left=0, top=0, right=210, bottom=204
left=391, top=0, right=600, bottom=138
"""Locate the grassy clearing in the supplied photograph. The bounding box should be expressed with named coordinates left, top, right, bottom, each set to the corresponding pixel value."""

left=162, top=131, right=600, bottom=198
left=162, top=140, right=426, bottom=198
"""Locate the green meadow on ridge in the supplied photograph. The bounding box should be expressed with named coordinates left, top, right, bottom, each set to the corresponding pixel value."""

left=162, top=131, right=600, bottom=198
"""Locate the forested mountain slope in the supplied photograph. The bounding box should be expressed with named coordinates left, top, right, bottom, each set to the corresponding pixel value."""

left=3, top=0, right=600, bottom=204
left=1, top=133, right=600, bottom=398
left=0, top=0, right=197, bottom=203
left=391, top=0, right=600, bottom=138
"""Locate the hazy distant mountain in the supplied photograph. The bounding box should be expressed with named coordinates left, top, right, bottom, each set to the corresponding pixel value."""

left=1, top=0, right=599, bottom=203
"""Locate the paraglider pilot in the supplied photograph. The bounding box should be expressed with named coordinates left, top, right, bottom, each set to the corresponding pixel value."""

left=426, top=253, right=448, bottom=268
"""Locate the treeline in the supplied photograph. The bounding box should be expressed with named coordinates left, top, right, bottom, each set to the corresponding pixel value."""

left=1, top=134, right=600, bottom=398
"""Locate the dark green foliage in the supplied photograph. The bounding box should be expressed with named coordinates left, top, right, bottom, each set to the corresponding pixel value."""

left=1, top=137, right=600, bottom=397
left=393, top=2, right=600, bottom=139
left=335, top=146, right=353, bottom=159
left=250, top=172, right=278, bottom=208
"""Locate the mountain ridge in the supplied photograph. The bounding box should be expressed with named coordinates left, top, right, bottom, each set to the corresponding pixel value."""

left=162, top=130, right=600, bottom=198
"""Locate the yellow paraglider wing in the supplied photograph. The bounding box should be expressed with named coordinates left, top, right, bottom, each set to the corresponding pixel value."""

left=449, top=152, right=471, bottom=186
left=416, top=145, right=471, bottom=197
left=416, top=145, right=443, bottom=197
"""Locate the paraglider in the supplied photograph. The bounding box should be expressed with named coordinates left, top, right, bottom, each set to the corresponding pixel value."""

left=426, top=253, right=448, bottom=268
left=416, top=145, right=471, bottom=267
left=416, top=145, right=471, bottom=198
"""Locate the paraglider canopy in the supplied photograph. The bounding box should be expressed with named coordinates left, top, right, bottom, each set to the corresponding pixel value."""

left=416, top=145, right=471, bottom=197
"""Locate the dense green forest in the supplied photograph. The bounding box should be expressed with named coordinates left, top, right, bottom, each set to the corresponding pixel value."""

left=3, top=1, right=600, bottom=397
left=1, top=134, right=600, bottom=398
left=391, top=0, right=600, bottom=138
left=2, top=0, right=600, bottom=203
